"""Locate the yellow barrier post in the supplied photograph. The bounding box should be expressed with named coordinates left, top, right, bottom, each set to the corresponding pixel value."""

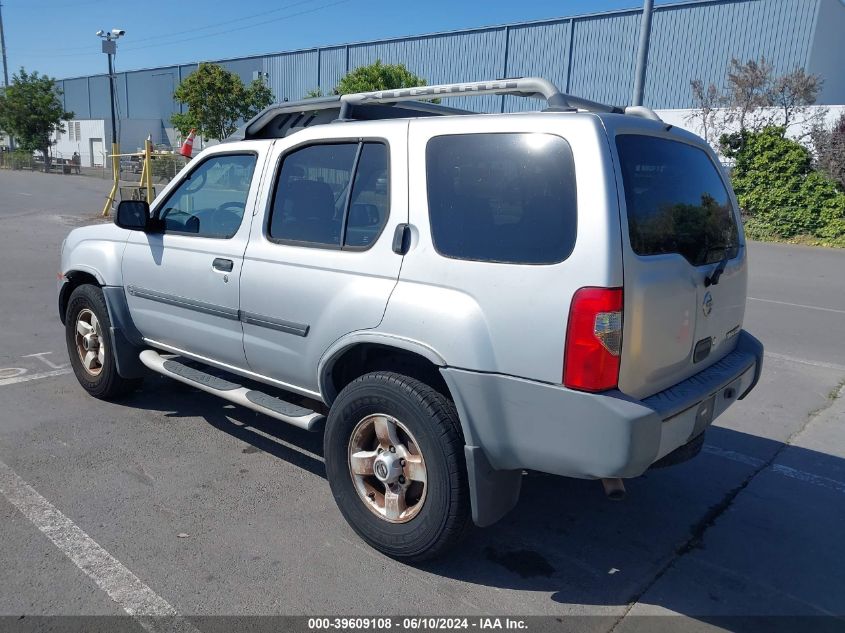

left=138, top=148, right=147, bottom=194
left=101, top=142, right=120, bottom=217
left=144, top=138, right=154, bottom=204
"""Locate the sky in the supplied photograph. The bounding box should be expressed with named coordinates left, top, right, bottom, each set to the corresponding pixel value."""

left=0, top=0, right=686, bottom=80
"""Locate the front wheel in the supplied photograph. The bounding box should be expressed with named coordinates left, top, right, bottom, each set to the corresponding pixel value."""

left=324, top=372, right=471, bottom=561
left=64, top=284, right=141, bottom=400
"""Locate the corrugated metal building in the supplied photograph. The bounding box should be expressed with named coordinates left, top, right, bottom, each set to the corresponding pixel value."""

left=55, top=0, right=845, bottom=159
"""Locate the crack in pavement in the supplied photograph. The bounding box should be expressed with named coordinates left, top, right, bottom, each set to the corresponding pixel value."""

left=606, top=381, right=845, bottom=632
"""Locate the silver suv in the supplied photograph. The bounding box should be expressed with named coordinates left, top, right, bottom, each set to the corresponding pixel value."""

left=58, top=78, right=763, bottom=560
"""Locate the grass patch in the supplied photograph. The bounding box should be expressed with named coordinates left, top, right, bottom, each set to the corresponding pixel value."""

left=827, top=379, right=845, bottom=401
left=744, top=227, right=845, bottom=249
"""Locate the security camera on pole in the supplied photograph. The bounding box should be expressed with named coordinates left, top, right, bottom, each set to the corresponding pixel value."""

left=96, top=28, right=126, bottom=217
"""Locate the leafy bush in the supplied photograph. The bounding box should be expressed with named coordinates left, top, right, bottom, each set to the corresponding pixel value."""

left=336, top=60, right=430, bottom=95
left=172, top=63, right=273, bottom=141
left=304, top=61, right=434, bottom=103
left=813, top=111, right=845, bottom=189
left=730, top=127, right=845, bottom=244
left=0, top=149, right=36, bottom=170
left=151, top=153, right=187, bottom=182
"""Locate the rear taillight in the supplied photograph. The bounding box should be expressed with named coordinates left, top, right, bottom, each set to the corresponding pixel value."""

left=563, top=287, right=623, bottom=392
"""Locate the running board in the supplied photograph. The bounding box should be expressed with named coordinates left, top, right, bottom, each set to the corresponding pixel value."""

left=138, top=350, right=325, bottom=431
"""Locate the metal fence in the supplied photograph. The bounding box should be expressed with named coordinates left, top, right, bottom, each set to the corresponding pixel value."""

left=1, top=150, right=188, bottom=188
left=0, top=151, right=58, bottom=172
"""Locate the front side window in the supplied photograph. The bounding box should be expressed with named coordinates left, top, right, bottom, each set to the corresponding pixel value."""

left=426, top=133, right=578, bottom=264
left=616, top=134, right=739, bottom=266
left=157, top=153, right=257, bottom=238
left=268, top=142, right=389, bottom=249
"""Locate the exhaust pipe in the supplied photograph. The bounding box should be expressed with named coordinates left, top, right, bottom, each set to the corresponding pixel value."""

left=601, top=478, right=626, bottom=501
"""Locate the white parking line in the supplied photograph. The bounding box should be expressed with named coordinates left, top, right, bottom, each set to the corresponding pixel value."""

left=0, top=368, right=72, bottom=387
left=702, top=444, right=764, bottom=468
left=0, top=458, right=200, bottom=633
left=23, top=351, right=69, bottom=370
left=748, top=296, right=845, bottom=315
left=703, top=445, right=845, bottom=497
left=771, top=464, right=845, bottom=496
left=764, top=352, right=845, bottom=373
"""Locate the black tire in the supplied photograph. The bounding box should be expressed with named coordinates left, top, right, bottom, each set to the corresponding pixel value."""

left=64, top=284, right=142, bottom=400
left=324, top=371, right=471, bottom=561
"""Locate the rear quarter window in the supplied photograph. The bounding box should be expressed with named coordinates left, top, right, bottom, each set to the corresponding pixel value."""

left=616, top=134, right=739, bottom=266
left=425, top=133, right=577, bottom=264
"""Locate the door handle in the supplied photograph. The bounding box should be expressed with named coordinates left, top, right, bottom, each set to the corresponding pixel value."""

left=212, top=258, right=234, bottom=272
left=392, top=223, right=411, bottom=255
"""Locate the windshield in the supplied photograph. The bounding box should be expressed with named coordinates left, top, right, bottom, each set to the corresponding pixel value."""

left=616, top=134, right=739, bottom=266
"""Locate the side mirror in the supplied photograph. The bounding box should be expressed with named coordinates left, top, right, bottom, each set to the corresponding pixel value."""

left=115, top=200, right=151, bottom=231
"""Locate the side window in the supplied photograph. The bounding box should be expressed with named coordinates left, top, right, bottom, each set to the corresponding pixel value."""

left=345, top=144, right=389, bottom=248
left=157, top=153, right=257, bottom=238
left=426, top=133, right=577, bottom=264
left=268, top=142, right=389, bottom=249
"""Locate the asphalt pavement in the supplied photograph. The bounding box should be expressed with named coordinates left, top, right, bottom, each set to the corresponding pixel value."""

left=1, top=169, right=844, bottom=630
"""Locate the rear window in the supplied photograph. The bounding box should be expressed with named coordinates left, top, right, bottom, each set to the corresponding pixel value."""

left=616, top=134, right=739, bottom=266
left=426, top=133, right=577, bottom=264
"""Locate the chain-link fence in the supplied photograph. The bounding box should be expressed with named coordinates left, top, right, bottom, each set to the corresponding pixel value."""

left=114, top=153, right=189, bottom=202
left=0, top=150, right=58, bottom=172
left=1, top=149, right=189, bottom=198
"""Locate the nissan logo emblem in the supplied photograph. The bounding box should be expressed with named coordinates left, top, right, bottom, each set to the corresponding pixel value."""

left=702, top=291, right=713, bottom=317
left=375, top=462, right=388, bottom=479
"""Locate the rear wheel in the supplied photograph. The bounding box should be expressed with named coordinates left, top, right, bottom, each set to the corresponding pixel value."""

left=65, top=284, right=142, bottom=399
left=324, top=372, right=471, bottom=561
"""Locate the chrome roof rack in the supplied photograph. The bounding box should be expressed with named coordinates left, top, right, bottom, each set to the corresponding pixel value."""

left=237, top=96, right=473, bottom=141
left=235, top=77, right=658, bottom=141
left=339, top=77, right=625, bottom=117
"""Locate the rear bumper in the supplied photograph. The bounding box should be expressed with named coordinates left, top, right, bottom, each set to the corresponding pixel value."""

left=442, top=330, right=763, bottom=525
left=643, top=330, right=762, bottom=462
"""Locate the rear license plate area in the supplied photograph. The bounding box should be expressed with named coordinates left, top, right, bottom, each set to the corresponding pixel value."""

left=690, top=393, right=717, bottom=440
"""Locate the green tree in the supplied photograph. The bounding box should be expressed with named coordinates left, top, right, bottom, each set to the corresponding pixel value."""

left=171, top=63, right=274, bottom=141
left=335, top=59, right=429, bottom=94
left=731, top=126, right=845, bottom=244
left=0, top=68, right=72, bottom=172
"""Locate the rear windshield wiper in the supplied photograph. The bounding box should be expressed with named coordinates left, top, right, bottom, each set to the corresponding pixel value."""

left=704, top=244, right=735, bottom=287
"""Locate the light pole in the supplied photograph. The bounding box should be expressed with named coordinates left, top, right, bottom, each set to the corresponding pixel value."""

left=0, top=0, right=9, bottom=88
left=1, top=0, right=13, bottom=150
left=96, top=28, right=125, bottom=216
left=632, top=0, right=654, bottom=107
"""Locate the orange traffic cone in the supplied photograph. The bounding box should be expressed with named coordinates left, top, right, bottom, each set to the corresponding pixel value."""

left=180, top=129, right=196, bottom=159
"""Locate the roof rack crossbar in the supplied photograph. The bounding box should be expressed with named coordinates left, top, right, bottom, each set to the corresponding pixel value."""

left=236, top=77, right=647, bottom=141
left=340, top=77, right=623, bottom=114
left=241, top=95, right=474, bottom=140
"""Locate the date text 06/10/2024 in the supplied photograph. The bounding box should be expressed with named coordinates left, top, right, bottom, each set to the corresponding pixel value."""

left=307, top=618, right=528, bottom=630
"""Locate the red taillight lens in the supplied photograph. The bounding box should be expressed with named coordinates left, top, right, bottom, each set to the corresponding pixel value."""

left=563, top=287, right=623, bottom=392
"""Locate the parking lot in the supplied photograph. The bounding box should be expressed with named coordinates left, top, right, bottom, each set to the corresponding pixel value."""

left=1, top=169, right=844, bottom=629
